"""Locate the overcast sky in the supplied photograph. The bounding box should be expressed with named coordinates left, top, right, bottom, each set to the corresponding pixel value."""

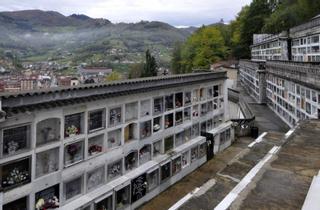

left=0, top=0, right=252, bottom=26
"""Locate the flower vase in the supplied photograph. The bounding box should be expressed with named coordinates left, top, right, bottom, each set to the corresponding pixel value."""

left=8, top=147, right=16, bottom=155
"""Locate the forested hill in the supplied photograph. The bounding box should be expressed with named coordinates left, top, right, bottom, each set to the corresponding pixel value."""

left=171, top=0, right=320, bottom=74
left=230, top=0, right=320, bottom=59
left=0, top=10, right=196, bottom=66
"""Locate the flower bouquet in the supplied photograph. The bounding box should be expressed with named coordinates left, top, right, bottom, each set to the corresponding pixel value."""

left=5, top=141, right=19, bottom=155
left=67, top=144, right=79, bottom=161
left=153, top=124, right=160, bottom=132
left=89, top=144, right=102, bottom=155
left=66, top=125, right=79, bottom=137
left=36, top=196, right=59, bottom=210
left=2, top=167, right=29, bottom=187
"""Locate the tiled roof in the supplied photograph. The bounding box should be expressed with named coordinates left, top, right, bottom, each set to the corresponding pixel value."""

left=0, top=72, right=227, bottom=115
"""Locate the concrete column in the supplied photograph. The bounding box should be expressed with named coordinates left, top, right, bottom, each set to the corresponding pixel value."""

left=223, top=81, right=230, bottom=121
left=0, top=192, right=3, bottom=210
left=0, top=98, right=5, bottom=122
left=281, top=39, right=289, bottom=61
left=257, top=70, right=267, bottom=104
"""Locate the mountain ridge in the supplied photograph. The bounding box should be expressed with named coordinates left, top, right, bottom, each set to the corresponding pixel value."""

left=0, top=10, right=198, bottom=69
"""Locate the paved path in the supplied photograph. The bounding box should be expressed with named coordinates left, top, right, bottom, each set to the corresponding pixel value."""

left=239, top=85, right=289, bottom=133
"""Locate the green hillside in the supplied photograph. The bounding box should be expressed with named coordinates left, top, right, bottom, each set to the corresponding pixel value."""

left=0, top=10, right=196, bottom=72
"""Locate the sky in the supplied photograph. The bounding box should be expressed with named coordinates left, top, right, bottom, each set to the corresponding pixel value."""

left=0, top=0, right=252, bottom=27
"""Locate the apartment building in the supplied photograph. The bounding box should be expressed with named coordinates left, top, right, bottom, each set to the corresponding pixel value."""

left=0, top=72, right=234, bottom=210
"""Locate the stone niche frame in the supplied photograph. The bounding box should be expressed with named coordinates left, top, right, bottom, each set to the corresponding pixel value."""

left=36, top=118, right=61, bottom=146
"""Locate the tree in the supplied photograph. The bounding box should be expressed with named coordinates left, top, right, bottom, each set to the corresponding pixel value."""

left=171, top=42, right=183, bottom=74
left=142, top=50, right=158, bottom=77
left=262, top=0, right=300, bottom=33
left=174, top=26, right=227, bottom=73
left=128, top=63, right=144, bottom=79
left=169, top=0, right=320, bottom=64
left=229, top=6, right=250, bottom=59
left=106, top=71, right=122, bottom=81
left=262, top=0, right=320, bottom=33
left=238, top=0, right=272, bottom=57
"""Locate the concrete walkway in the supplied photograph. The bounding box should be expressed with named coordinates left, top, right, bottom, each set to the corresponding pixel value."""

left=179, top=132, right=284, bottom=210
left=138, top=84, right=290, bottom=210
left=138, top=137, right=253, bottom=210
left=238, top=85, right=289, bottom=133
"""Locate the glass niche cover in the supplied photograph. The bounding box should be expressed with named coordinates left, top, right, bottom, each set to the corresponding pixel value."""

left=165, top=94, right=174, bottom=111
left=109, top=107, right=122, bottom=127
left=175, top=111, right=183, bottom=125
left=1, top=157, right=31, bottom=190
left=160, top=162, right=171, bottom=182
left=147, top=169, right=159, bottom=192
left=140, top=99, right=151, bottom=117
left=139, top=145, right=151, bottom=165
left=3, top=197, right=28, bottom=210
left=3, top=125, right=31, bottom=156
left=36, top=147, right=59, bottom=178
left=64, top=141, right=84, bottom=166
left=88, top=109, right=105, bottom=132
left=36, top=118, right=60, bottom=146
left=95, top=195, right=113, bottom=210
left=87, top=166, right=105, bottom=191
left=35, top=184, right=59, bottom=210
left=175, top=92, right=183, bottom=108
left=140, top=120, right=151, bottom=139
left=164, top=136, right=174, bottom=153
left=116, top=185, right=130, bottom=209
left=153, top=116, right=162, bottom=133
left=108, top=129, right=121, bottom=149
left=64, top=113, right=84, bottom=138
left=175, top=131, right=184, bottom=147
left=153, top=97, right=164, bottom=115
left=184, top=92, right=192, bottom=105
left=153, top=140, right=162, bottom=157
left=182, top=151, right=190, bottom=168
left=88, top=135, right=104, bottom=157
left=64, top=176, right=83, bottom=201
left=125, top=102, right=138, bottom=122
left=164, top=113, right=173, bottom=129
left=108, top=160, right=122, bottom=181
left=125, top=151, right=138, bottom=171
left=191, top=146, right=198, bottom=163
left=172, top=156, right=182, bottom=175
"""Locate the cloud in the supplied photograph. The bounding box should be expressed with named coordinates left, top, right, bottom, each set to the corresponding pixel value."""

left=0, top=0, right=252, bottom=26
